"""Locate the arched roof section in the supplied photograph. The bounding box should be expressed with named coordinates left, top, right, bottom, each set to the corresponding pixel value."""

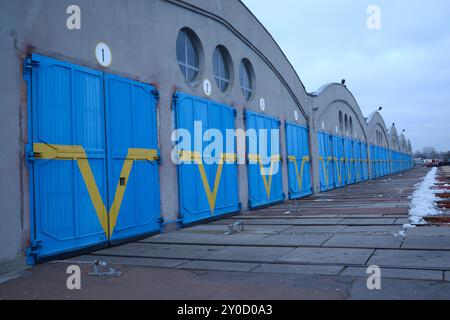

left=310, top=83, right=368, bottom=141
left=367, top=112, right=390, bottom=147
left=389, top=125, right=401, bottom=151
left=180, top=0, right=310, bottom=118
left=399, top=134, right=408, bottom=153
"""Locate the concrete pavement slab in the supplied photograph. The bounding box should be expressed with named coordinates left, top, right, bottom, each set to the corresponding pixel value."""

left=349, top=277, right=450, bottom=300
left=141, top=232, right=268, bottom=246
left=252, top=264, right=344, bottom=276
left=186, top=224, right=292, bottom=235
left=177, top=260, right=260, bottom=272
left=368, top=250, right=450, bottom=269
left=278, top=247, right=374, bottom=265
left=65, top=255, right=189, bottom=268
left=341, top=266, right=443, bottom=281
left=282, top=226, right=346, bottom=235
left=93, top=243, right=222, bottom=260
left=402, top=236, right=450, bottom=250
left=406, top=227, right=450, bottom=237
left=212, top=218, right=342, bottom=225
left=339, top=226, right=403, bottom=235
left=338, top=218, right=396, bottom=225
left=394, top=218, right=410, bottom=225
left=445, top=272, right=450, bottom=282
left=323, top=235, right=403, bottom=249
left=204, top=246, right=295, bottom=263
left=255, top=234, right=331, bottom=247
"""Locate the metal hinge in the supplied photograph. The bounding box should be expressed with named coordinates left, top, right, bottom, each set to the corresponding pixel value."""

left=23, top=58, right=40, bottom=81
left=23, top=58, right=40, bottom=73
left=26, top=239, right=42, bottom=257
left=25, top=144, right=37, bottom=162
left=151, top=88, right=160, bottom=101
left=172, top=92, right=180, bottom=107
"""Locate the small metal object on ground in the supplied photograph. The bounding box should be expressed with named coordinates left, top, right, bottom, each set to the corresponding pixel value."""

left=88, top=260, right=122, bottom=277
left=225, top=221, right=244, bottom=235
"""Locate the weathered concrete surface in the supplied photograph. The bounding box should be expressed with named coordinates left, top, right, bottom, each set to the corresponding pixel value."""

left=341, top=267, right=443, bottom=281
left=368, top=250, right=450, bottom=269
left=322, top=235, right=403, bottom=249
left=278, top=247, right=374, bottom=265
left=3, top=167, right=450, bottom=300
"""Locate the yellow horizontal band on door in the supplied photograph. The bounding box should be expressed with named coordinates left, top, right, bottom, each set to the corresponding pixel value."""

left=288, top=155, right=309, bottom=162
left=33, top=143, right=87, bottom=159
left=248, top=154, right=282, bottom=162
left=178, top=151, right=237, bottom=164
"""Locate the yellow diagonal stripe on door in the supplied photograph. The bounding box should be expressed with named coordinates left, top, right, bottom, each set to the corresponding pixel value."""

left=288, top=156, right=309, bottom=194
left=332, top=157, right=345, bottom=185
left=33, top=143, right=158, bottom=238
left=179, top=151, right=236, bottom=214
left=318, top=156, right=333, bottom=187
left=248, top=154, right=281, bottom=200
left=77, top=158, right=109, bottom=233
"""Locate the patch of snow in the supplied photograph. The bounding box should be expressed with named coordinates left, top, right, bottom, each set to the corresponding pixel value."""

left=408, top=167, right=441, bottom=225
left=393, top=230, right=406, bottom=237
left=403, top=224, right=416, bottom=229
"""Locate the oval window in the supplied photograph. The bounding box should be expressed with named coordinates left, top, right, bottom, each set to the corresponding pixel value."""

left=213, top=46, right=231, bottom=92
left=177, top=28, right=201, bottom=82
left=239, top=59, right=254, bottom=100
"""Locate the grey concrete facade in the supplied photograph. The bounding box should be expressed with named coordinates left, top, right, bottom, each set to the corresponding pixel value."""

left=0, top=0, right=413, bottom=266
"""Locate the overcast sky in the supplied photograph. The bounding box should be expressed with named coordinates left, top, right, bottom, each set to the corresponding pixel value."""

left=242, top=0, right=450, bottom=152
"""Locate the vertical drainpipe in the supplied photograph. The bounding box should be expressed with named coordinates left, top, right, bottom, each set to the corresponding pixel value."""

left=308, top=97, right=320, bottom=195
left=367, top=142, right=373, bottom=179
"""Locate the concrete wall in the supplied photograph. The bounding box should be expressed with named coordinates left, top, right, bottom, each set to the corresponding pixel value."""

left=0, top=0, right=413, bottom=266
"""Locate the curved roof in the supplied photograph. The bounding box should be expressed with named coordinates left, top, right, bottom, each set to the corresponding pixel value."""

left=367, top=112, right=390, bottom=146
left=311, top=83, right=369, bottom=139
left=181, top=0, right=310, bottom=118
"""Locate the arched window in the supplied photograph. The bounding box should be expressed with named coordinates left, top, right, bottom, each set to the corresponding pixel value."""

left=176, top=28, right=200, bottom=82
left=339, top=111, right=343, bottom=131
left=349, top=117, right=353, bottom=134
left=240, top=59, right=253, bottom=100
left=213, top=46, right=231, bottom=92
left=344, top=114, right=348, bottom=132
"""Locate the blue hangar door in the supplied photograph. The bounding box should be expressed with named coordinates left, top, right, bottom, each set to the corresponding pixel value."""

left=332, top=135, right=345, bottom=188
left=318, top=132, right=335, bottom=191
left=246, top=111, right=284, bottom=209
left=174, top=93, right=240, bottom=225
left=26, top=54, right=160, bottom=262
left=285, top=122, right=311, bottom=199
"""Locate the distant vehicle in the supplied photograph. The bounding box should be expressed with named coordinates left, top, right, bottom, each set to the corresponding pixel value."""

left=413, top=158, right=424, bottom=166
left=423, top=159, right=444, bottom=167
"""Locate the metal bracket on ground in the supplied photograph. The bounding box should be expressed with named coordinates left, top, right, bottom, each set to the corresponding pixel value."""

left=88, top=260, right=122, bottom=278
left=225, top=221, right=244, bottom=235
